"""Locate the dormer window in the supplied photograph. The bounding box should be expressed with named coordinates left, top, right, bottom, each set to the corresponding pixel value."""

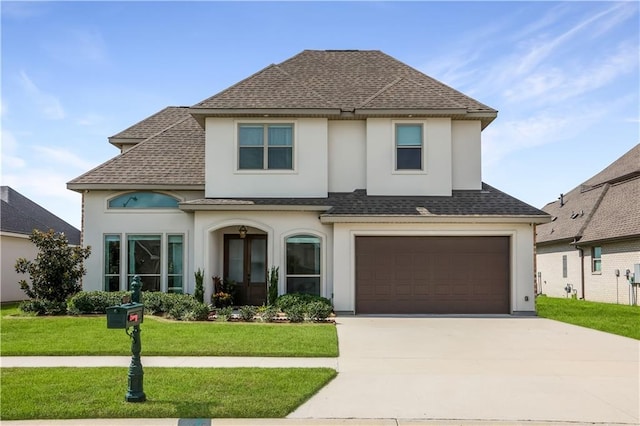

left=238, top=123, right=293, bottom=170
left=395, top=123, right=423, bottom=170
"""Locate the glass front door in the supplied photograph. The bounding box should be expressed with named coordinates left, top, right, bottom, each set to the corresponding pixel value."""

left=224, top=235, right=267, bottom=306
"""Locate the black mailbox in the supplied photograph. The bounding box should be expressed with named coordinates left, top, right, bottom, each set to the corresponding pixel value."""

left=106, top=303, right=144, bottom=329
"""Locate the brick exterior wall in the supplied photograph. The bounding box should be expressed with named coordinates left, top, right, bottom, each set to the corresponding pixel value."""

left=537, top=239, right=640, bottom=305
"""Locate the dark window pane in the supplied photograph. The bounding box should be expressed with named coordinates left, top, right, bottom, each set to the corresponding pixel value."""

left=268, top=147, right=292, bottom=169
left=397, top=148, right=422, bottom=169
left=104, top=276, right=120, bottom=292
left=239, top=147, right=264, bottom=169
left=104, top=236, right=120, bottom=274
left=168, top=276, right=183, bottom=293
left=287, top=238, right=320, bottom=275
left=286, top=277, right=320, bottom=296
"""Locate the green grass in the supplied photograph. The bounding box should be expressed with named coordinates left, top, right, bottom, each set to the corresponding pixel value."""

left=1, top=367, right=337, bottom=420
left=536, top=296, right=640, bottom=340
left=0, top=305, right=338, bottom=357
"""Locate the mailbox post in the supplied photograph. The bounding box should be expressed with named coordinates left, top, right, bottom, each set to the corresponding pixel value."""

left=106, top=276, right=146, bottom=402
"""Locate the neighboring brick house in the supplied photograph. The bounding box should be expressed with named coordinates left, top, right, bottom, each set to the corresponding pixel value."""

left=68, top=50, right=549, bottom=315
left=0, top=186, right=81, bottom=302
left=536, top=144, right=640, bottom=304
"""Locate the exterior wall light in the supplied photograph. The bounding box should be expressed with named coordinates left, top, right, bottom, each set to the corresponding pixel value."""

left=239, top=225, right=248, bottom=239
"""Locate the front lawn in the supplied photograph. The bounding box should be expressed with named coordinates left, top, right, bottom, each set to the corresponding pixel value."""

left=1, top=367, right=336, bottom=420
left=536, top=296, right=640, bottom=340
left=0, top=305, right=338, bottom=357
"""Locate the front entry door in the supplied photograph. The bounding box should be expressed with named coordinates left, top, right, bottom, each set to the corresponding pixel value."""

left=224, top=235, right=267, bottom=306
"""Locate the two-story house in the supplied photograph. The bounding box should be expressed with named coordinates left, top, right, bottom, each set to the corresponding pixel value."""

left=68, top=50, right=549, bottom=315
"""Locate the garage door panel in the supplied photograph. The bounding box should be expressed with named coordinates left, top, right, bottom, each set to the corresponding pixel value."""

left=356, top=236, right=510, bottom=314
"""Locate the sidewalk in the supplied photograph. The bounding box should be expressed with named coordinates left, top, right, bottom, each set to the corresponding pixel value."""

left=0, top=356, right=338, bottom=369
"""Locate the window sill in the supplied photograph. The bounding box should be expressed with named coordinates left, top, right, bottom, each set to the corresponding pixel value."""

left=234, top=169, right=298, bottom=175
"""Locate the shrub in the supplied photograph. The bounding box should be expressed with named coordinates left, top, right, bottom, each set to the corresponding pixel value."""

left=19, top=299, right=67, bottom=316
left=283, top=304, right=306, bottom=323
left=239, top=305, right=257, bottom=322
left=216, top=306, right=233, bottom=322
left=306, top=300, right=333, bottom=321
left=268, top=266, right=279, bottom=306
left=167, top=297, right=210, bottom=321
left=194, top=268, right=205, bottom=303
left=256, top=305, right=278, bottom=323
left=15, top=229, right=91, bottom=306
left=275, top=293, right=332, bottom=313
left=67, top=291, right=128, bottom=315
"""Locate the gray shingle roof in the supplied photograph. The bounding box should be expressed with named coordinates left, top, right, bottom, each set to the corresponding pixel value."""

left=537, top=143, right=640, bottom=245
left=1, top=186, right=81, bottom=244
left=68, top=115, right=205, bottom=188
left=109, top=107, right=192, bottom=141
left=192, top=50, right=496, bottom=126
left=181, top=184, right=549, bottom=219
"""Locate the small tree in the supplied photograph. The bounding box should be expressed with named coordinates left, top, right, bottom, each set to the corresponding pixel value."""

left=268, top=266, right=279, bottom=306
left=194, top=268, right=204, bottom=303
left=15, top=229, right=91, bottom=306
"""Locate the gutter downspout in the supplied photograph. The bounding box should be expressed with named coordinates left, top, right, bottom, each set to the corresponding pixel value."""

left=575, top=244, right=585, bottom=299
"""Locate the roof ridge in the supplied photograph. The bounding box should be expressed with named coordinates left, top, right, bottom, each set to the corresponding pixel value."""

left=271, top=64, right=333, bottom=107
left=375, top=51, right=496, bottom=112
left=575, top=183, right=610, bottom=241
left=110, top=106, right=189, bottom=139
left=191, top=63, right=279, bottom=108
left=358, top=76, right=403, bottom=108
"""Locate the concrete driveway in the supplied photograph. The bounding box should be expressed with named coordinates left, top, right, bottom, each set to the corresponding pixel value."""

left=289, top=316, right=639, bottom=424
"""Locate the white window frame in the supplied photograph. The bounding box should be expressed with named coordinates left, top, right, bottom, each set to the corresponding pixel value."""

left=392, top=121, right=427, bottom=174
left=235, top=121, right=297, bottom=173
left=282, top=231, right=326, bottom=297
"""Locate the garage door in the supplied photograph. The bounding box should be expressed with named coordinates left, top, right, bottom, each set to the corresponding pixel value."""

left=355, top=236, right=510, bottom=314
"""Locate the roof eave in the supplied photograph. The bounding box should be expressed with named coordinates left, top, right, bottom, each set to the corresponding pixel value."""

left=179, top=203, right=331, bottom=212
left=321, top=214, right=551, bottom=224
left=67, top=183, right=205, bottom=193
left=189, top=108, right=343, bottom=127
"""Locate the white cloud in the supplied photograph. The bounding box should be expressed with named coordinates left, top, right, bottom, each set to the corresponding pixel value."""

left=32, top=146, right=97, bottom=171
left=0, top=129, right=27, bottom=171
left=19, top=71, right=66, bottom=120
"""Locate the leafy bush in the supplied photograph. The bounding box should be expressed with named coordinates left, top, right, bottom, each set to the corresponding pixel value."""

left=67, top=291, right=128, bottom=315
left=167, top=297, right=210, bottom=321
left=256, top=305, right=278, bottom=323
left=15, top=229, right=91, bottom=309
left=19, top=299, right=67, bottom=316
left=274, top=293, right=331, bottom=312
left=283, top=304, right=306, bottom=323
left=239, top=305, right=257, bottom=322
left=306, top=300, right=333, bottom=321
left=216, top=306, right=234, bottom=322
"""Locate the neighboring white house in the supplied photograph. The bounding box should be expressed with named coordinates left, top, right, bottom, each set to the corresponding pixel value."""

left=1, top=186, right=81, bottom=302
left=536, top=144, right=640, bottom=305
left=68, top=50, right=549, bottom=315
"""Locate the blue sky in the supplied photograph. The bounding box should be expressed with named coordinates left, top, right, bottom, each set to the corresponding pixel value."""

left=2, top=1, right=638, bottom=229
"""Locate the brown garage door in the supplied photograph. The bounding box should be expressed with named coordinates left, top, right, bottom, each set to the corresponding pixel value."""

left=355, top=236, right=510, bottom=314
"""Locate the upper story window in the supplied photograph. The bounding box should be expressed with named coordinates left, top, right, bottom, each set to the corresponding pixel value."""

left=395, top=124, right=423, bottom=170
left=238, top=124, right=293, bottom=170
left=108, top=192, right=179, bottom=209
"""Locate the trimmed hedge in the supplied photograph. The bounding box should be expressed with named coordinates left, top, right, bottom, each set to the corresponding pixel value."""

left=275, top=293, right=333, bottom=321
left=67, top=291, right=210, bottom=321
